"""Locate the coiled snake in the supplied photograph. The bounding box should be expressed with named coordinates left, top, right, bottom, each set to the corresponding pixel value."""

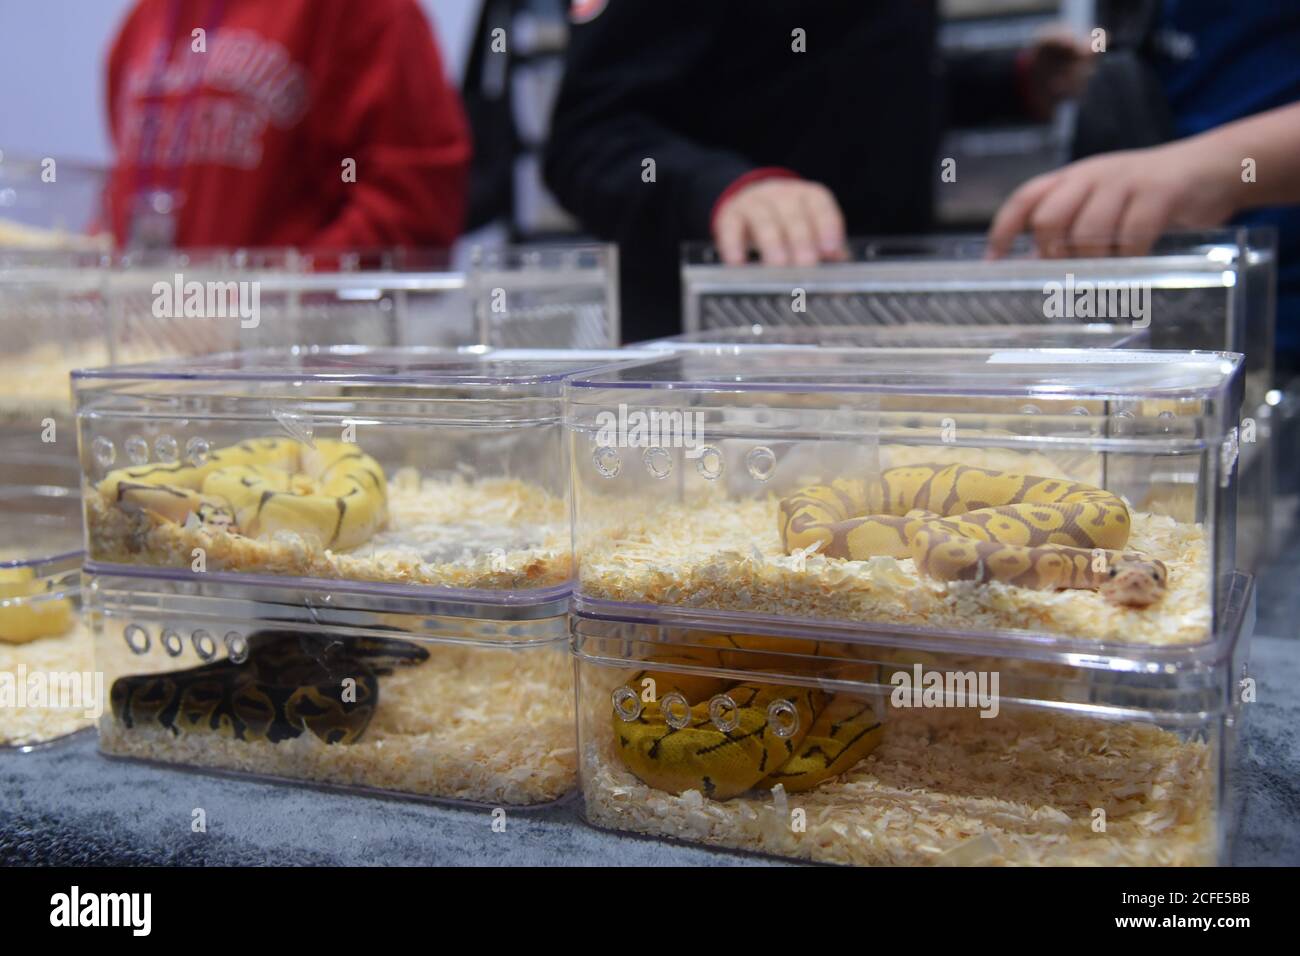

left=614, top=464, right=1168, bottom=800
left=100, top=437, right=388, bottom=551
left=111, top=630, right=428, bottom=744
left=780, top=463, right=1168, bottom=607
left=614, top=634, right=884, bottom=800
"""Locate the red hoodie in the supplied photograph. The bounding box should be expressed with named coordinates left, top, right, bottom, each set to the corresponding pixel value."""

left=104, top=0, right=471, bottom=249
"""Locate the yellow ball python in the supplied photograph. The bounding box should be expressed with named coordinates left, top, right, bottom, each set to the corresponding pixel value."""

left=0, top=566, right=73, bottom=644
left=613, top=634, right=884, bottom=800
left=779, top=463, right=1168, bottom=607
left=99, top=437, right=388, bottom=551
left=111, top=629, right=428, bottom=744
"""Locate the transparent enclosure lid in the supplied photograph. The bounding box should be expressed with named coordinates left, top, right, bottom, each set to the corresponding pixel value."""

left=75, top=346, right=645, bottom=397
left=571, top=347, right=1243, bottom=402
left=574, top=570, right=1254, bottom=715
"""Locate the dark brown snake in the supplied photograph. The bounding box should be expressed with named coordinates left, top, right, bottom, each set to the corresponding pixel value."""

left=110, top=630, right=428, bottom=745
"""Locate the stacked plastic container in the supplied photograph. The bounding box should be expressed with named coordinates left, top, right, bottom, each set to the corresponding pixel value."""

left=680, top=229, right=1278, bottom=571
left=74, top=347, right=636, bottom=805
left=0, top=251, right=102, bottom=747
left=566, top=346, right=1250, bottom=864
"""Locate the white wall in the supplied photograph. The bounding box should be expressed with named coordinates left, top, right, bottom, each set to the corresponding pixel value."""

left=0, top=0, right=481, bottom=166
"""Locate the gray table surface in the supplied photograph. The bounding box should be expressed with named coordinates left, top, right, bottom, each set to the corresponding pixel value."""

left=1, top=630, right=1295, bottom=867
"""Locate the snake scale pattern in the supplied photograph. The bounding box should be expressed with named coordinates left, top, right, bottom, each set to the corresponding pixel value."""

left=780, top=462, right=1168, bottom=606
left=100, top=436, right=388, bottom=551
left=614, top=635, right=883, bottom=800
left=111, top=630, right=428, bottom=745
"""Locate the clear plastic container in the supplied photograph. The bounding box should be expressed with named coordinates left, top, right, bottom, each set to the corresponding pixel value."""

left=105, top=243, right=619, bottom=352
left=568, top=347, right=1243, bottom=649
left=75, top=347, right=639, bottom=601
left=0, top=249, right=109, bottom=421
left=574, top=571, right=1253, bottom=865
left=681, top=229, right=1273, bottom=402
left=682, top=230, right=1277, bottom=571
left=468, top=243, right=619, bottom=348
left=0, top=243, right=619, bottom=426
left=0, top=484, right=91, bottom=748
left=89, top=572, right=575, bottom=805
left=0, top=154, right=110, bottom=248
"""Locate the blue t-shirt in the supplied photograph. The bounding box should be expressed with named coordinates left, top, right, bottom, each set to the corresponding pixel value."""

left=1156, top=0, right=1300, bottom=353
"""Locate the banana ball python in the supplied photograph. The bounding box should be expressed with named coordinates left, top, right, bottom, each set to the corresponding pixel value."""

left=99, top=437, right=387, bottom=551
left=780, top=463, right=1168, bottom=607
left=111, top=629, right=428, bottom=744
left=614, top=634, right=883, bottom=800
left=0, top=567, right=73, bottom=644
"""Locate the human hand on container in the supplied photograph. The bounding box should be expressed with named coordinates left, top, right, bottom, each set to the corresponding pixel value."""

left=986, top=101, right=1300, bottom=259
left=712, top=175, right=848, bottom=266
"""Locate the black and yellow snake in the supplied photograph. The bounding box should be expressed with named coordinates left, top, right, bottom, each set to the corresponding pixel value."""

left=613, top=634, right=884, bottom=800
left=99, top=437, right=388, bottom=550
left=110, top=630, right=428, bottom=745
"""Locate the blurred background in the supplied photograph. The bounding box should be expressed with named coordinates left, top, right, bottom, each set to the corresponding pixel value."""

left=0, top=0, right=1090, bottom=244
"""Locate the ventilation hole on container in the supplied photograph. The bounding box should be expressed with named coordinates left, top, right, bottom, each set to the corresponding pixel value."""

left=1019, top=404, right=1040, bottom=416
left=745, top=446, right=776, bottom=481
left=185, top=436, right=210, bottom=467
left=593, top=445, right=621, bottom=477
left=695, top=445, right=724, bottom=480
left=767, top=698, right=801, bottom=738
left=124, top=435, right=149, bottom=465
left=154, top=434, right=179, bottom=463
left=611, top=686, right=642, bottom=722
left=192, top=629, right=216, bottom=661
left=92, top=436, right=116, bottom=468
left=124, top=624, right=150, bottom=655
left=709, top=694, right=739, bottom=733
left=225, top=631, right=249, bottom=664
left=161, top=630, right=183, bottom=657
left=661, top=692, right=690, bottom=729
left=643, top=446, right=672, bottom=479
left=1068, top=406, right=1089, bottom=416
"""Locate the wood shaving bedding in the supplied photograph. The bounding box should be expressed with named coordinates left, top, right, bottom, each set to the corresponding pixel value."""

left=579, top=679, right=1214, bottom=865
left=0, top=617, right=95, bottom=747
left=99, top=639, right=577, bottom=805
left=87, top=474, right=573, bottom=593
left=579, top=497, right=1210, bottom=647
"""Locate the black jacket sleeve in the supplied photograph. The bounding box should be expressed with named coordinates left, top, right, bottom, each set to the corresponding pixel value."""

left=944, top=48, right=1031, bottom=127
left=543, top=1, right=754, bottom=255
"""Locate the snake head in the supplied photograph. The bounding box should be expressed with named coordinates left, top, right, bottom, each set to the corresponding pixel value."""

left=196, top=500, right=238, bottom=533
left=1100, top=558, right=1168, bottom=607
